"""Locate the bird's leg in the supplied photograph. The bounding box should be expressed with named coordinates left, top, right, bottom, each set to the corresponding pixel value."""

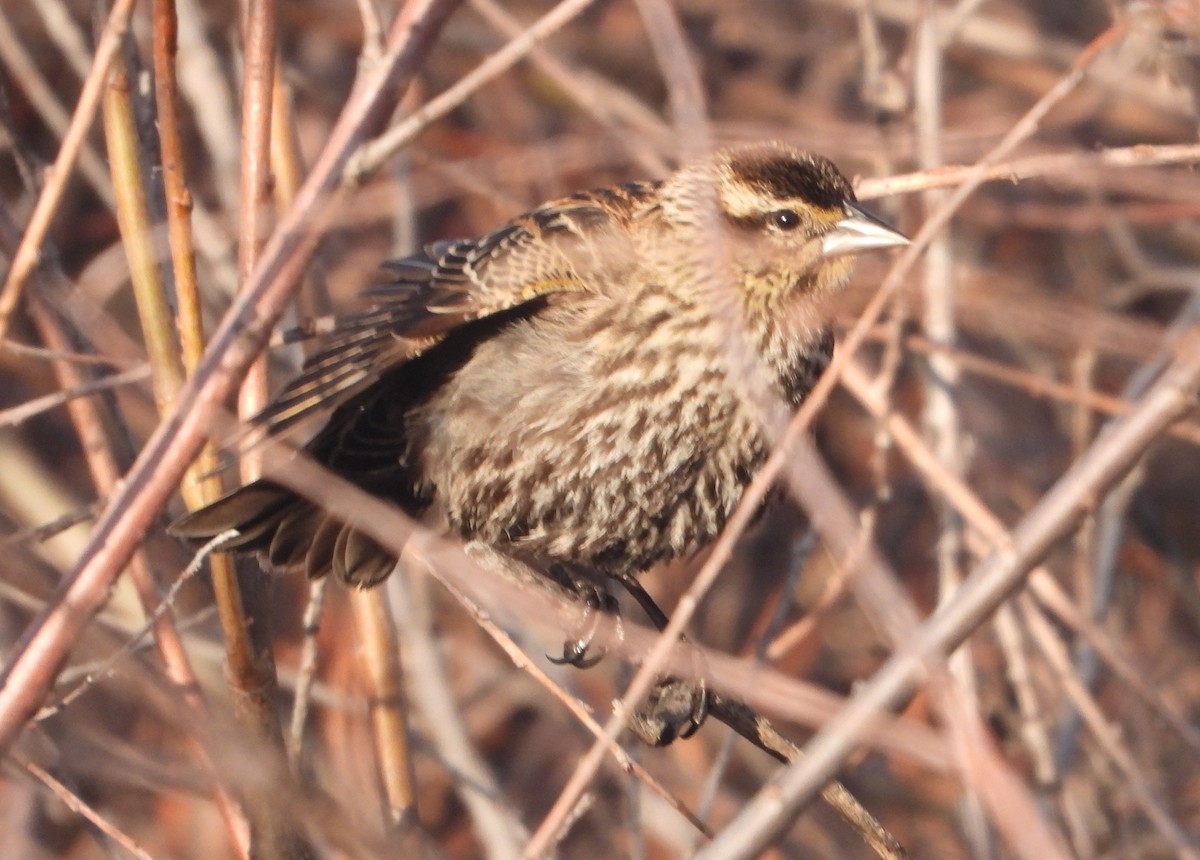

left=610, top=572, right=710, bottom=746
left=610, top=573, right=669, bottom=629
left=537, top=560, right=711, bottom=744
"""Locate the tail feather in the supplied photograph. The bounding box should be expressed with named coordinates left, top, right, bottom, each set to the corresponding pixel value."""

left=304, top=517, right=343, bottom=581
left=336, top=528, right=394, bottom=586
left=168, top=481, right=294, bottom=549
left=266, top=504, right=321, bottom=571
left=170, top=479, right=398, bottom=585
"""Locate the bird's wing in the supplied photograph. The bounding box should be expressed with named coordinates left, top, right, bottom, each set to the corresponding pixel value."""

left=256, top=183, right=657, bottom=434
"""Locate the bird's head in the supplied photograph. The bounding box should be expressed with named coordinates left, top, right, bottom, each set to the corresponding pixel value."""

left=658, top=142, right=908, bottom=306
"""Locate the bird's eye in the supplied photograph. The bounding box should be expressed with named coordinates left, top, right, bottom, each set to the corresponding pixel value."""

left=770, top=209, right=801, bottom=231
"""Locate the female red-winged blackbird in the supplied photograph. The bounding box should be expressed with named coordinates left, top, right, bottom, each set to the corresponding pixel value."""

left=172, top=142, right=907, bottom=599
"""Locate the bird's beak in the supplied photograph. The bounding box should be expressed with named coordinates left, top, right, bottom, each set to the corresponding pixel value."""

left=821, top=203, right=909, bottom=259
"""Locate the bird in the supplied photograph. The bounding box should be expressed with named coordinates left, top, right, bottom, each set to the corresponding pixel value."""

left=171, top=142, right=907, bottom=609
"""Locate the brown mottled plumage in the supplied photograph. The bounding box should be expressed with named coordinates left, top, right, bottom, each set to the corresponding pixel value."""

left=171, top=143, right=906, bottom=590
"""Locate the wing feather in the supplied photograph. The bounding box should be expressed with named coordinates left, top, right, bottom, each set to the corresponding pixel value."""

left=171, top=181, right=662, bottom=577
left=255, top=182, right=658, bottom=434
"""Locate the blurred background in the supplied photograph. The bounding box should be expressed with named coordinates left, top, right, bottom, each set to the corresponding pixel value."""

left=1, top=0, right=1199, bottom=857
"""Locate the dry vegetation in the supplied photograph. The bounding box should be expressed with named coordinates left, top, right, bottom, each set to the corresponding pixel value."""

left=1, top=0, right=1199, bottom=858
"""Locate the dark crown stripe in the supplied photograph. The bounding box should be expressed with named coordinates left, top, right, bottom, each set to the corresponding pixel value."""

left=731, top=152, right=853, bottom=210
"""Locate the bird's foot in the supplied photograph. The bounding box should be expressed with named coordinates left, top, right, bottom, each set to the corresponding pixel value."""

left=549, top=636, right=606, bottom=668
left=548, top=583, right=620, bottom=668
left=626, top=677, right=709, bottom=746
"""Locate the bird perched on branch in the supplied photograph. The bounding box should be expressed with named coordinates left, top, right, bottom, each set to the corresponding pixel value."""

left=172, top=140, right=906, bottom=635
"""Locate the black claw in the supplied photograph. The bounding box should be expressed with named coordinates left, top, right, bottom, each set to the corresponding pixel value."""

left=677, top=683, right=708, bottom=739
left=548, top=638, right=606, bottom=668
left=543, top=566, right=626, bottom=669
left=547, top=593, right=609, bottom=667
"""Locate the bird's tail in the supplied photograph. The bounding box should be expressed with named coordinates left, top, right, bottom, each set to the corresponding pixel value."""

left=168, top=481, right=395, bottom=586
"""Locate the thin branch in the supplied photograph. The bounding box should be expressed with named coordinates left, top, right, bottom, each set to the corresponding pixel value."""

left=19, top=758, right=156, bottom=860
left=0, top=365, right=149, bottom=427
left=0, top=0, right=137, bottom=339
left=347, top=0, right=600, bottom=181
left=0, top=0, right=464, bottom=757
left=350, top=586, right=416, bottom=824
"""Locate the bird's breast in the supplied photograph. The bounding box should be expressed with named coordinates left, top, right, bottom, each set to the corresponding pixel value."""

left=419, top=289, right=773, bottom=574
